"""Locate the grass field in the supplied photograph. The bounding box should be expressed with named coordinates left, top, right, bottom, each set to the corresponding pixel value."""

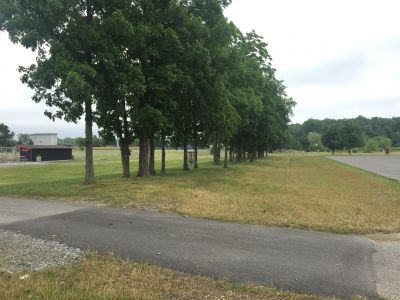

left=1, top=150, right=394, bottom=299
left=0, top=253, right=331, bottom=300
left=1, top=149, right=400, bottom=234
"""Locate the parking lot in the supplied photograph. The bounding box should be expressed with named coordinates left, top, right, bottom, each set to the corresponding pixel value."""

left=329, top=155, right=400, bottom=181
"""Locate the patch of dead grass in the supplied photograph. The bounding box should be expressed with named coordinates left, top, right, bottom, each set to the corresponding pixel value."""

left=0, top=253, right=328, bottom=300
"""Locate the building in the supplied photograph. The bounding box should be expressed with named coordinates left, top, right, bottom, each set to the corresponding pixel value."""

left=31, top=133, right=58, bottom=146
left=19, top=145, right=73, bottom=162
left=19, top=133, right=73, bottom=162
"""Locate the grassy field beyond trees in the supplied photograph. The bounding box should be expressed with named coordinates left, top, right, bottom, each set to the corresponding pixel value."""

left=1, top=150, right=400, bottom=234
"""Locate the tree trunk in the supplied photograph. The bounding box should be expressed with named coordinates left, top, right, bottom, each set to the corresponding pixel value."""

left=194, top=135, right=199, bottom=169
left=120, top=141, right=130, bottom=178
left=224, top=141, right=228, bottom=168
left=250, top=147, right=257, bottom=162
left=161, top=135, right=166, bottom=176
left=83, top=2, right=95, bottom=185
left=213, top=131, right=220, bottom=165
left=137, top=133, right=149, bottom=177
left=84, top=99, right=95, bottom=184
left=332, top=149, right=335, bottom=156
left=183, top=140, right=190, bottom=171
left=149, top=134, right=156, bottom=176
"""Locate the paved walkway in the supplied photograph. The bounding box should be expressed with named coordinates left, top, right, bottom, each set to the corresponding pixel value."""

left=0, top=161, right=52, bottom=168
left=329, top=155, right=400, bottom=181
left=1, top=198, right=399, bottom=299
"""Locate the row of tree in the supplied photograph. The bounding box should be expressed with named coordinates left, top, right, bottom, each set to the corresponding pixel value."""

left=1, top=0, right=294, bottom=183
left=286, top=117, right=397, bottom=154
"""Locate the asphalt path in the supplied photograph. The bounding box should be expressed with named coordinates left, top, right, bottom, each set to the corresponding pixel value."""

left=0, top=162, right=54, bottom=168
left=329, top=155, right=400, bottom=181
left=0, top=198, right=397, bottom=299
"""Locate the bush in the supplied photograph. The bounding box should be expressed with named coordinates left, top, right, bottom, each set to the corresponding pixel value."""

left=365, top=139, right=379, bottom=153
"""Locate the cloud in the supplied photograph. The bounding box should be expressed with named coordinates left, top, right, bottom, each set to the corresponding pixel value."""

left=293, top=96, right=400, bottom=123
left=1, top=107, right=89, bottom=138
left=282, top=54, right=367, bottom=87
left=0, top=33, right=90, bottom=138
left=225, top=0, right=400, bottom=123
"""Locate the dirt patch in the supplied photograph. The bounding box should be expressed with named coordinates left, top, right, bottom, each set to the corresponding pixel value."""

left=367, top=234, right=400, bottom=244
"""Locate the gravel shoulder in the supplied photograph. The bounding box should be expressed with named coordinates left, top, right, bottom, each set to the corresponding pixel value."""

left=369, top=236, right=400, bottom=300
left=0, top=230, right=81, bottom=274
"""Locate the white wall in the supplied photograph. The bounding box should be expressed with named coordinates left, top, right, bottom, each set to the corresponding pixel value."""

left=31, top=134, right=58, bottom=146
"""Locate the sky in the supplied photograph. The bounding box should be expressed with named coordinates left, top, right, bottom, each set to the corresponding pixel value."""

left=1, top=0, right=400, bottom=138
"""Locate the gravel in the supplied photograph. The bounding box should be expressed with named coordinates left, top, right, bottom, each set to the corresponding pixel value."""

left=0, top=230, right=82, bottom=273
left=372, top=240, right=400, bottom=300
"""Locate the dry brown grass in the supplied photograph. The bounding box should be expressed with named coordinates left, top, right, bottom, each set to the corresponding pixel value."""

left=0, top=253, right=328, bottom=300
left=72, top=154, right=400, bottom=234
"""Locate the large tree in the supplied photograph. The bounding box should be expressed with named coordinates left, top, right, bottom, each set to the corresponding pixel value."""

left=0, top=123, right=15, bottom=146
left=322, top=124, right=342, bottom=155
left=17, top=133, right=33, bottom=145
left=0, top=0, right=108, bottom=184
left=131, top=0, right=183, bottom=177
left=188, top=0, right=235, bottom=166
left=226, top=30, right=294, bottom=162
left=340, top=121, right=364, bottom=154
left=171, top=1, right=214, bottom=171
left=94, top=5, right=145, bottom=178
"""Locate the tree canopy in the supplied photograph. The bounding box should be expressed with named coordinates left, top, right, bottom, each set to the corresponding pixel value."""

left=0, top=123, right=15, bottom=147
left=17, top=133, right=33, bottom=145
left=321, top=125, right=342, bottom=155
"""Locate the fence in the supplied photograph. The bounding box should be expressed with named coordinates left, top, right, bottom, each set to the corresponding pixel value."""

left=0, top=147, right=20, bottom=163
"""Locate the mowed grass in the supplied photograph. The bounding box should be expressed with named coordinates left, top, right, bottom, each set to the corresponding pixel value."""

left=0, top=253, right=328, bottom=300
left=1, top=149, right=400, bottom=234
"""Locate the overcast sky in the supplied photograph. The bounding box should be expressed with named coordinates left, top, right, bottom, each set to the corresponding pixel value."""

left=1, top=0, right=399, bottom=138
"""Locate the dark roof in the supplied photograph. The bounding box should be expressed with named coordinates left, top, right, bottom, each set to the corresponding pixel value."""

left=19, top=145, right=72, bottom=150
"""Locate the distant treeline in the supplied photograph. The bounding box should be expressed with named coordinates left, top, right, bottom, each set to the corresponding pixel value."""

left=286, top=116, right=400, bottom=153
